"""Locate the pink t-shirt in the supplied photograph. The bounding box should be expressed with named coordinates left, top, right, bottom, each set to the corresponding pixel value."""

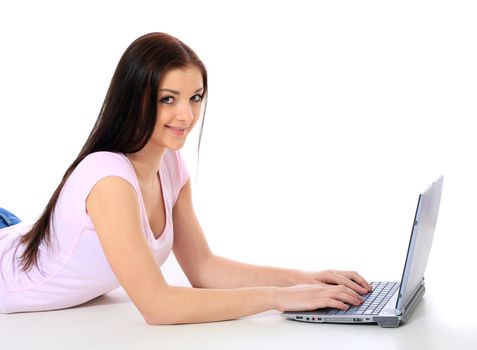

left=0, top=150, right=188, bottom=313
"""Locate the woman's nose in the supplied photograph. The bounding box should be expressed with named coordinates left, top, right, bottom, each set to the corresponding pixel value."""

left=176, top=101, right=194, bottom=122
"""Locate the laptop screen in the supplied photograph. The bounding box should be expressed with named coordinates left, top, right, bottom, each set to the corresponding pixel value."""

left=395, top=176, right=444, bottom=313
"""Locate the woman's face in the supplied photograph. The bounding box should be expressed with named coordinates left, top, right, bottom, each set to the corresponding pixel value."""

left=150, top=65, right=205, bottom=151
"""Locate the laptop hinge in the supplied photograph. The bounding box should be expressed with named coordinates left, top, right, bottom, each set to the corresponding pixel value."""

left=396, top=281, right=426, bottom=318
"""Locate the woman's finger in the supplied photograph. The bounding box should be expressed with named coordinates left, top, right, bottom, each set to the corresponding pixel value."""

left=317, top=270, right=371, bottom=294
left=322, top=285, right=362, bottom=306
left=314, top=298, right=349, bottom=310
left=341, top=270, right=373, bottom=292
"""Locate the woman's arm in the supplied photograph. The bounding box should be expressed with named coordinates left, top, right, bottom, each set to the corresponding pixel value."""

left=172, top=181, right=372, bottom=294
left=188, top=255, right=371, bottom=294
left=87, top=177, right=363, bottom=325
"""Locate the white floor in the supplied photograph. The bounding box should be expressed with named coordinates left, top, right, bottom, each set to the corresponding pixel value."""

left=1, top=285, right=475, bottom=350
left=1, top=256, right=476, bottom=350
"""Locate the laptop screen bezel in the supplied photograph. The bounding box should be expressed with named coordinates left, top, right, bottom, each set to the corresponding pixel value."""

left=395, top=194, right=423, bottom=315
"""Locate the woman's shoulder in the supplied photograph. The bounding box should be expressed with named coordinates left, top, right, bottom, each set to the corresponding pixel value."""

left=57, top=152, right=139, bottom=227
left=80, top=151, right=129, bottom=167
left=70, top=151, right=137, bottom=188
left=74, top=151, right=131, bottom=174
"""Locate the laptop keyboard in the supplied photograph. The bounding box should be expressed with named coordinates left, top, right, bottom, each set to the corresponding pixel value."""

left=324, top=281, right=400, bottom=316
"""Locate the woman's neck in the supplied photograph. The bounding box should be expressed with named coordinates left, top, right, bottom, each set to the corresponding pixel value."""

left=126, top=145, right=165, bottom=186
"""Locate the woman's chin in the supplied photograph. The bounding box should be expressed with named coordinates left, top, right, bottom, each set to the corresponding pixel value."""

left=165, top=141, right=187, bottom=151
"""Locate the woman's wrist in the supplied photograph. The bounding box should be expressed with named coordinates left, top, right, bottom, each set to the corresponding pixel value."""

left=286, top=269, right=315, bottom=285
left=269, top=286, right=282, bottom=311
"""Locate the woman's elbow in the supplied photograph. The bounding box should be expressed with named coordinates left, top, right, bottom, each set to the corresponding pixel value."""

left=143, top=312, right=177, bottom=326
left=141, top=307, right=188, bottom=325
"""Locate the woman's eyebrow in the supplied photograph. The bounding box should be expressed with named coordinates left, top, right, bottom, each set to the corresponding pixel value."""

left=159, top=87, right=204, bottom=95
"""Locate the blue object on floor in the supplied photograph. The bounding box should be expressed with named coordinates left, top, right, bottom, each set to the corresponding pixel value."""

left=0, top=207, right=22, bottom=228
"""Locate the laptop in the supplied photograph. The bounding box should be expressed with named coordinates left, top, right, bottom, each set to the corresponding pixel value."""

left=282, top=176, right=444, bottom=328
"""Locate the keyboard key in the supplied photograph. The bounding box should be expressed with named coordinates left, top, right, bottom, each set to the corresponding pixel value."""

left=345, top=306, right=360, bottom=315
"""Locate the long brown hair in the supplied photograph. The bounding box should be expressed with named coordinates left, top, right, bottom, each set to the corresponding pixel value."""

left=18, top=32, right=208, bottom=271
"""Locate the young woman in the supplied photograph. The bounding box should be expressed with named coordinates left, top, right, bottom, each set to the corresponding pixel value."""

left=0, top=32, right=371, bottom=324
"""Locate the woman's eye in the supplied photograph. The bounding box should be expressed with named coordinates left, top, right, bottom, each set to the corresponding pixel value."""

left=191, top=94, right=203, bottom=102
left=159, top=96, right=174, bottom=104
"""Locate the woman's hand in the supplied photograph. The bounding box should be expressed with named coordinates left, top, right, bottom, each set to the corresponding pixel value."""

left=274, top=283, right=364, bottom=312
left=298, top=269, right=373, bottom=295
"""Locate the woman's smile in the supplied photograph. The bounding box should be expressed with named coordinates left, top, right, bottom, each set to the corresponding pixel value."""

left=165, top=125, right=187, bottom=137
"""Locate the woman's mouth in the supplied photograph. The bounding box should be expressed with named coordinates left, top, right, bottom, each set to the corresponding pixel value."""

left=166, top=125, right=187, bottom=137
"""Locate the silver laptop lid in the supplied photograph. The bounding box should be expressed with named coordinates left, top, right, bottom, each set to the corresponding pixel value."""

left=395, top=176, right=444, bottom=314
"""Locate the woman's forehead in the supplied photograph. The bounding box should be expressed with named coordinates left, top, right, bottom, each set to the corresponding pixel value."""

left=159, top=66, right=203, bottom=91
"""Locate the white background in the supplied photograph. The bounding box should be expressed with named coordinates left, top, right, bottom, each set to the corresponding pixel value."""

left=1, top=0, right=476, bottom=319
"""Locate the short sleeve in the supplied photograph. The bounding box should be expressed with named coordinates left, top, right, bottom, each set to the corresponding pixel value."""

left=57, top=152, right=139, bottom=227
